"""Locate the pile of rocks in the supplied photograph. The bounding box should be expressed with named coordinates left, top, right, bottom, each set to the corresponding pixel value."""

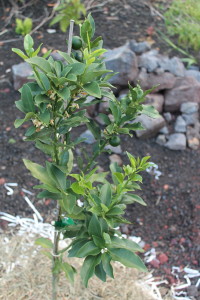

left=11, top=39, right=200, bottom=150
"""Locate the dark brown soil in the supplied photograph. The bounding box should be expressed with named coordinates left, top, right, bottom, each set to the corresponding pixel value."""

left=0, top=0, right=200, bottom=290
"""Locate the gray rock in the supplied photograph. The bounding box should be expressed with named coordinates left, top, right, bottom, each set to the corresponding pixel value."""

left=145, top=93, right=164, bottom=113
left=165, top=133, right=186, bottom=150
left=163, top=112, right=172, bottom=123
left=159, top=126, right=169, bottom=134
left=185, top=69, right=200, bottom=82
left=104, top=44, right=138, bottom=85
left=182, top=112, right=199, bottom=125
left=129, top=40, right=151, bottom=54
left=85, top=96, right=96, bottom=116
left=186, top=125, right=200, bottom=150
left=174, top=116, right=186, bottom=133
left=180, top=102, right=199, bottom=114
left=158, top=56, right=185, bottom=77
left=135, top=68, right=176, bottom=92
left=135, top=114, right=165, bottom=139
left=12, top=62, right=33, bottom=90
left=188, top=65, right=199, bottom=71
left=105, top=144, right=122, bottom=154
left=138, top=50, right=159, bottom=72
left=109, top=154, right=123, bottom=165
left=80, top=130, right=95, bottom=144
left=154, top=67, right=165, bottom=75
left=164, top=77, right=200, bottom=112
left=156, top=134, right=167, bottom=145
left=187, top=137, right=200, bottom=150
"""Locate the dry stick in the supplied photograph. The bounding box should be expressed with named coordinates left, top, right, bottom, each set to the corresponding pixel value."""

left=52, top=20, right=74, bottom=300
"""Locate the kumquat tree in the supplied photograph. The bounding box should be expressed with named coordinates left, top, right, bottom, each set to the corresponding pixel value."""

left=12, top=14, right=159, bottom=300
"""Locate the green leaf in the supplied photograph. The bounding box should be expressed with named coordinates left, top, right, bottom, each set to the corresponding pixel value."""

left=37, top=190, right=62, bottom=200
left=80, top=19, right=93, bottom=44
left=92, top=235, right=105, bottom=248
left=123, top=122, right=145, bottom=131
left=71, top=182, right=85, bottom=195
left=46, top=161, right=66, bottom=191
left=21, top=84, right=35, bottom=112
left=57, top=86, right=70, bottom=101
left=124, top=194, right=146, bottom=206
left=99, top=113, right=111, bottom=125
left=88, top=215, right=102, bottom=237
left=100, top=183, right=112, bottom=207
left=26, top=57, right=52, bottom=73
left=12, top=48, right=28, bottom=59
left=80, top=255, right=101, bottom=287
left=24, top=34, right=34, bottom=56
left=23, top=159, right=58, bottom=189
left=113, top=172, right=124, bottom=184
left=101, top=252, right=114, bottom=278
left=68, top=239, right=88, bottom=257
left=68, top=63, right=85, bottom=75
left=38, top=110, right=50, bottom=125
left=58, top=51, right=75, bottom=64
left=106, top=206, right=124, bottom=216
left=109, top=101, right=121, bottom=124
left=83, top=81, right=101, bottom=98
left=61, top=262, right=76, bottom=284
left=38, top=72, right=50, bottom=91
left=35, top=237, right=53, bottom=249
left=14, top=112, right=34, bottom=128
left=109, top=248, right=147, bottom=272
left=141, top=105, right=160, bottom=119
left=76, top=241, right=100, bottom=258
left=95, top=262, right=106, bottom=282
left=62, top=194, right=76, bottom=214
left=110, top=236, right=144, bottom=253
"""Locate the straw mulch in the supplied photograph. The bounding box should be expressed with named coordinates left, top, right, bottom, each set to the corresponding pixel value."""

left=0, top=234, right=173, bottom=300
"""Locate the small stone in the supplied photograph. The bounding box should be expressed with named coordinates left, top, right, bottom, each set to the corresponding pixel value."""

left=149, top=259, right=160, bottom=268
left=163, top=112, right=172, bottom=123
left=138, top=50, right=159, bottom=72
left=129, top=39, right=151, bottom=54
left=104, top=43, right=138, bottom=85
left=80, top=130, right=95, bottom=144
left=145, top=93, right=164, bottom=113
left=187, top=137, right=200, bottom=150
left=159, top=126, right=169, bottom=135
left=165, top=133, right=186, bottom=150
left=135, top=114, right=165, bottom=139
left=185, top=69, right=200, bottom=82
left=174, top=116, right=186, bottom=133
left=109, top=154, right=123, bottom=165
left=105, top=144, right=122, bottom=154
left=182, top=112, right=199, bottom=125
left=12, top=62, right=33, bottom=90
left=47, top=29, right=56, bottom=34
left=156, top=134, right=167, bottom=145
left=158, top=253, right=168, bottom=264
left=180, top=102, right=199, bottom=114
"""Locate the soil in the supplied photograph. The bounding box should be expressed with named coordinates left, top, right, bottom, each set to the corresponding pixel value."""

left=0, top=0, right=200, bottom=294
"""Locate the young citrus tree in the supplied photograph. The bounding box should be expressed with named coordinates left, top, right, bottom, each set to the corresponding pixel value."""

left=12, top=14, right=159, bottom=300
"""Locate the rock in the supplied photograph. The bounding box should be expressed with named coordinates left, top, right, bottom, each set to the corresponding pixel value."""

left=129, top=39, right=151, bottom=54
left=165, top=133, right=186, bottom=150
left=85, top=96, right=96, bottom=116
left=109, top=154, right=123, bottom=165
left=145, top=93, right=164, bottom=113
left=104, top=44, right=138, bottom=85
left=80, top=130, right=95, bottom=144
left=118, top=89, right=129, bottom=100
left=187, top=137, right=200, bottom=150
left=98, top=97, right=110, bottom=114
left=188, top=65, right=199, bottom=71
left=135, top=114, right=165, bottom=139
left=12, top=62, right=33, bottom=90
left=159, top=56, right=185, bottom=77
left=163, top=112, right=172, bottom=123
left=138, top=50, right=159, bottom=72
left=105, top=144, right=122, bottom=154
left=185, top=69, right=200, bottom=82
left=135, top=68, right=176, bottom=92
left=180, top=102, right=199, bottom=114
left=158, top=253, right=168, bottom=264
left=156, top=134, right=167, bottom=145
left=186, top=123, right=200, bottom=139
left=159, top=126, right=169, bottom=135
left=154, top=67, right=164, bottom=75
left=174, top=116, right=186, bottom=133
left=182, top=112, right=199, bottom=125
left=149, top=259, right=160, bottom=268
left=164, top=77, right=200, bottom=112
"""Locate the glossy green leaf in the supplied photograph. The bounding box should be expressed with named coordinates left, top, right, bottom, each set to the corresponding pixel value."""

left=76, top=241, right=100, bottom=258
left=21, top=84, right=35, bottom=112
left=101, top=252, right=114, bottom=278
left=95, top=262, right=106, bottom=282
left=80, top=255, right=101, bottom=287
left=100, top=183, right=112, bottom=207
left=88, top=215, right=102, bottom=237
left=110, top=236, right=144, bottom=253
left=14, top=112, right=34, bottom=128
left=61, top=262, right=76, bottom=284
left=35, top=237, right=53, bottom=249
left=26, top=57, right=52, bottom=73
left=83, top=81, right=101, bottom=98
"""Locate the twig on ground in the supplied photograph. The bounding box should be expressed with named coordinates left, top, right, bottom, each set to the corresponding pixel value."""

left=144, top=1, right=165, bottom=20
